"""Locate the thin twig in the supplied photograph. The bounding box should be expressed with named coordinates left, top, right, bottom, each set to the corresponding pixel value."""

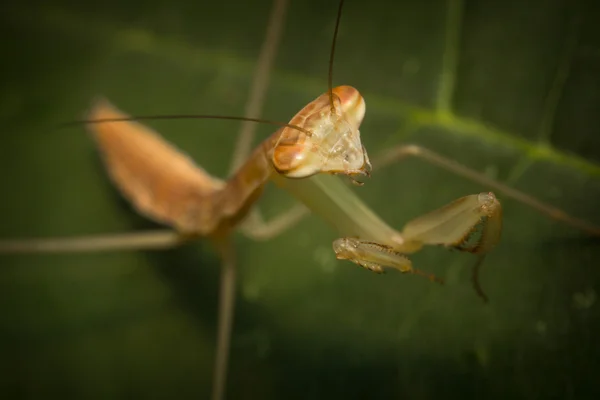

left=436, top=0, right=464, bottom=114
left=212, top=2, right=289, bottom=400
left=211, top=239, right=237, bottom=400
left=228, top=0, right=290, bottom=174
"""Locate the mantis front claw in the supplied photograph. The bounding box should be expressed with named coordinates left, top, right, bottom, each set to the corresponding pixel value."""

left=332, top=237, right=444, bottom=284
left=332, top=192, right=504, bottom=296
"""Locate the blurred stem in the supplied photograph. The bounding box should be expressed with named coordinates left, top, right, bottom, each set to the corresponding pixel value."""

left=537, top=12, right=580, bottom=145
left=214, top=2, right=289, bottom=400
left=211, top=238, right=237, bottom=400
left=228, top=0, right=289, bottom=174
left=436, top=0, right=464, bottom=114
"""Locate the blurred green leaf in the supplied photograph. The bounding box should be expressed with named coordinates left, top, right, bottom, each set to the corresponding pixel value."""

left=1, top=0, right=600, bottom=398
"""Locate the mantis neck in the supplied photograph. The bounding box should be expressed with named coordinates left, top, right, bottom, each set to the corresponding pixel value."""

left=202, top=131, right=281, bottom=235
left=271, top=173, right=405, bottom=250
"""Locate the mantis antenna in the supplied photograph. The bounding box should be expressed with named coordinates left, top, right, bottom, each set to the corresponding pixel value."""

left=327, top=0, right=345, bottom=113
left=73, top=0, right=347, bottom=133
left=60, top=114, right=313, bottom=137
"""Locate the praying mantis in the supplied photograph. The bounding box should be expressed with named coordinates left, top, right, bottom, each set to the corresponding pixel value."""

left=2, top=0, right=600, bottom=399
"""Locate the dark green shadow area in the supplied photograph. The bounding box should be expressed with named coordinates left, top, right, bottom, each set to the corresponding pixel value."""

left=1, top=0, right=600, bottom=399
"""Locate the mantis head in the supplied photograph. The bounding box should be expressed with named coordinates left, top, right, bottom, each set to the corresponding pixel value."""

left=272, top=85, right=371, bottom=184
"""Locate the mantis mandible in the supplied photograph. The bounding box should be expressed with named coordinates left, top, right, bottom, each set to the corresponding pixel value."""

left=1, top=1, right=599, bottom=399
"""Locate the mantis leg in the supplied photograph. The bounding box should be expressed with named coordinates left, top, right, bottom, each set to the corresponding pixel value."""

left=333, top=192, right=499, bottom=301
left=239, top=204, right=310, bottom=240
left=373, top=144, right=600, bottom=237
left=333, top=237, right=445, bottom=283
left=0, top=231, right=191, bottom=254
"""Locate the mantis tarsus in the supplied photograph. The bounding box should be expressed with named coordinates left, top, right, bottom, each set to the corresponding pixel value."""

left=2, top=0, right=600, bottom=399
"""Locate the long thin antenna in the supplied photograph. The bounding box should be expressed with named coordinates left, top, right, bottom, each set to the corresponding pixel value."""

left=328, top=0, right=345, bottom=113
left=61, top=114, right=312, bottom=136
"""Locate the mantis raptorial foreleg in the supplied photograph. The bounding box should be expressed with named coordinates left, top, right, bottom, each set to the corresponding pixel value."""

left=333, top=193, right=501, bottom=282
left=328, top=142, right=597, bottom=302
left=399, top=192, right=502, bottom=255
left=333, top=237, right=445, bottom=284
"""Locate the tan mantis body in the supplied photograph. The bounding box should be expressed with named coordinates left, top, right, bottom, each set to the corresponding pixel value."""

left=88, top=86, right=369, bottom=239
left=87, top=89, right=500, bottom=283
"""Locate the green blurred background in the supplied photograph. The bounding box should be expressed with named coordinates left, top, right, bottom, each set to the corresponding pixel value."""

left=1, top=0, right=600, bottom=398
